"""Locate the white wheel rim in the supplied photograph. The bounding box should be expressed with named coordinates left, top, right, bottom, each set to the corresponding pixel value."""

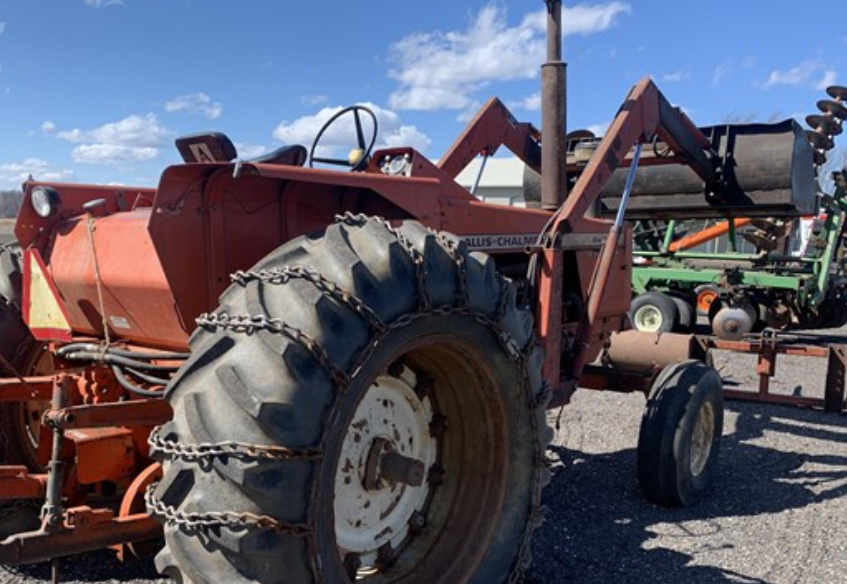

left=334, top=366, right=437, bottom=571
left=690, top=401, right=715, bottom=477
left=634, top=304, right=663, bottom=332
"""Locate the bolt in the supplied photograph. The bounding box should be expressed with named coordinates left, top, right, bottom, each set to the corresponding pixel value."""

left=377, top=543, right=396, bottom=569
left=387, top=359, right=405, bottom=379
left=427, top=464, right=445, bottom=487
left=415, top=373, right=433, bottom=400
left=429, top=414, right=448, bottom=438
left=343, top=553, right=361, bottom=579
left=408, top=511, right=426, bottom=535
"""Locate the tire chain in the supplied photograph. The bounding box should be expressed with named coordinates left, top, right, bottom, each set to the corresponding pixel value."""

left=148, top=426, right=323, bottom=463
left=231, top=265, right=387, bottom=334
left=148, top=214, right=544, bottom=583
left=145, top=485, right=313, bottom=537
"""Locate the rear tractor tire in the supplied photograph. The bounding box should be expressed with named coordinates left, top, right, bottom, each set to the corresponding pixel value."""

left=630, top=291, right=679, bottom=333
left=0, top=243, right=51, bottom=538
left=149, top=216, right=551, bottom=584
left=637, top=360, right=724, bottom=507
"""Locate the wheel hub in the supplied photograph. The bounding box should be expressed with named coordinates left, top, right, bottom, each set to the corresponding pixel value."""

left=690, top=401, right=715, bottom=477
left=334, top=367, right=437, bottom=570
left=634, top=305, right=663, bottom=332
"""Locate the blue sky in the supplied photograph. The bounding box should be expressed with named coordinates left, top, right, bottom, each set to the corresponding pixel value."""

left=0, top=0, right=845, bottom=189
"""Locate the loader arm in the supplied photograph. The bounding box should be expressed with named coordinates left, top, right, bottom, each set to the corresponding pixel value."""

left=543, top=77, right=721, bottom=396
left=438, top=97, right=542, bottom=179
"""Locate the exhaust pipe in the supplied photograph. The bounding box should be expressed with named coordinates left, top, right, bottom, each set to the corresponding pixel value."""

left=541, top=0, right=568, bottom=210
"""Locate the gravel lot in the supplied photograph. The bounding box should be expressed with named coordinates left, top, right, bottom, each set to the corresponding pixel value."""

left=2, top=218, right=846, bottom=583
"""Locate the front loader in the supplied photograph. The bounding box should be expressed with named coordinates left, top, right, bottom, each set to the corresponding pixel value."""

left=0, top=2, right=821, bottom=582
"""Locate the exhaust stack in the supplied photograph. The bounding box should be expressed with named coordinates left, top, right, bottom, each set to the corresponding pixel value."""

left=541, top=0, right=568, bottom=210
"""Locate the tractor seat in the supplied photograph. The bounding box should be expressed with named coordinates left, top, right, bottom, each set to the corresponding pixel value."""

left=249, top=145, right=307, bottom=167
left=175, top=132, right=307, bottom=167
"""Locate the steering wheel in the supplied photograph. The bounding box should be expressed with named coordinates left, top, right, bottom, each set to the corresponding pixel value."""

left=309, top=106, right=379, bottom=171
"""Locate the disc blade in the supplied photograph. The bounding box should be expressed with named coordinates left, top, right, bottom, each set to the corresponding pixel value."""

left=827, top=85, right=847, bottom=102
left=817, top=99, right=847, bottom=120
left=806, top=114, right=842, bottom=136
left=806, top=130, right=834, bottom=151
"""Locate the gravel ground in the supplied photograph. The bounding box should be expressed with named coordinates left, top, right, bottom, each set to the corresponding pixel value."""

left=1, top=224, right=845, bottom=584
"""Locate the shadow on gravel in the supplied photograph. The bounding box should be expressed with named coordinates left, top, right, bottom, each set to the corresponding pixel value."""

left=527, top=403, right=847, bottom=584
left=1, top=550, right=164, bottom=583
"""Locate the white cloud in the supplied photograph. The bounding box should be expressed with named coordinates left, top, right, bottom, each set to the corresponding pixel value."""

left=164, top=92, right=223, bottom=119
left=40, top=120, right=56, bottom=133
left=273, top=103, right=431, bottom=155
left=586, top=121, right=611, bottom=137
left=388, top=2, right=630, bottom=111
left=0, top=22, right=6, bottom=36
left=508, top=93, right=542, bottom=111
left=763, top=59, right=837, bottom=90
left=301, top=94, right=329, bottom=106
left=0, top=158, right=75, bottom=189
left=71, top=144, right=158, bottom=165
left=817, top=69, right=838, bottom=91
left=56, top=113, right=171, bottom=166
left=235, top=143, right=270, bottom=159
left=661, top=70, right=690, bottom=83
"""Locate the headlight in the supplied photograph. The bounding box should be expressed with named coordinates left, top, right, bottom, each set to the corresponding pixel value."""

left=30, top=186, right=59, bottom=218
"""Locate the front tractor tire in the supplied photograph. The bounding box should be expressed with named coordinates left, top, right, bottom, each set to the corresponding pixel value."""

left=637, top=360, right=724, bottom=507
left=0, top=243, right=51, bottom=538
left=150, top=216, right=551, bottom=584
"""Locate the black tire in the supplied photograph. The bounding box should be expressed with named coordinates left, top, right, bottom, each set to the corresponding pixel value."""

left=630, top=291, right=679, bottom=333
left=150, top=216, right=551, bottom=584
left=668, top=293, right=695, bottom=334
left=637, top=360, right=723, bottom=507
left=0, top=243, right=48, bottom=538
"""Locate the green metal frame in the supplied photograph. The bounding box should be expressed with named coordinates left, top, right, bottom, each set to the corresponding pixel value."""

left=632, top=170, right=847, bottom=314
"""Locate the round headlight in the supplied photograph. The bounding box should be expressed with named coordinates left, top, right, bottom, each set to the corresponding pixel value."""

left=31, top=186, right=58, bottom=218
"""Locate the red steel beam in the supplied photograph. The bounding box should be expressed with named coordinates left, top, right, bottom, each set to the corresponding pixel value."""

left=43, top=399, right=172, bottom=430
left=0, top=466, right=48, bottom=500
left=0, top=376, right=54, bottom=402
left=0, top=507, right=161, bottom=565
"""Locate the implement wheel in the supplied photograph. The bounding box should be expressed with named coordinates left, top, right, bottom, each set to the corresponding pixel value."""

left=0, top=244, right=51, bottom=538
left=150, top=216, right=550, bottom=584
left=637, top=360, right=723, bottom=507
left=693, top=284, right=719, bottom=317
left=630, top=291, right=678, bottom=333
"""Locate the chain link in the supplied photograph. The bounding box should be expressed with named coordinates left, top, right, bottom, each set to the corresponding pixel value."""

left=145, top=483, right=313, bottom=537
left=164, top=215, right=544, bottom=580
left=196, top=312, right=350, bottom=389
left=148, top=426, right=323, bottom=463
left=231, top=265, right=387, bottom=334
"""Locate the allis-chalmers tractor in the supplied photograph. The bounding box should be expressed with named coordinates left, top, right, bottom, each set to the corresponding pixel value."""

left=0, top=3, right=822, bottom=583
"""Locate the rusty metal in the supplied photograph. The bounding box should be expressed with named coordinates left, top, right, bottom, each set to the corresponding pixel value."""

left=117, top=463, right=162, bottom=561
left=0, top=376, right=54, bottom=402
left=65, top=428, right=135, bottom=485
left=541, top=0, right=568, bottom=210
left=0, top=507, right=161, bottom=566
left=44, top=399, right=171, bottom=430
left=706, top=335, right=847, bottom=412
left=0, top=467, right=48, bottom=500
left=604, top=330, right=704, bottom=372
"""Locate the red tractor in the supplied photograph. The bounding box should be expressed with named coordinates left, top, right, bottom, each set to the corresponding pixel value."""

left=0, top=2, right=818, bottom=582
